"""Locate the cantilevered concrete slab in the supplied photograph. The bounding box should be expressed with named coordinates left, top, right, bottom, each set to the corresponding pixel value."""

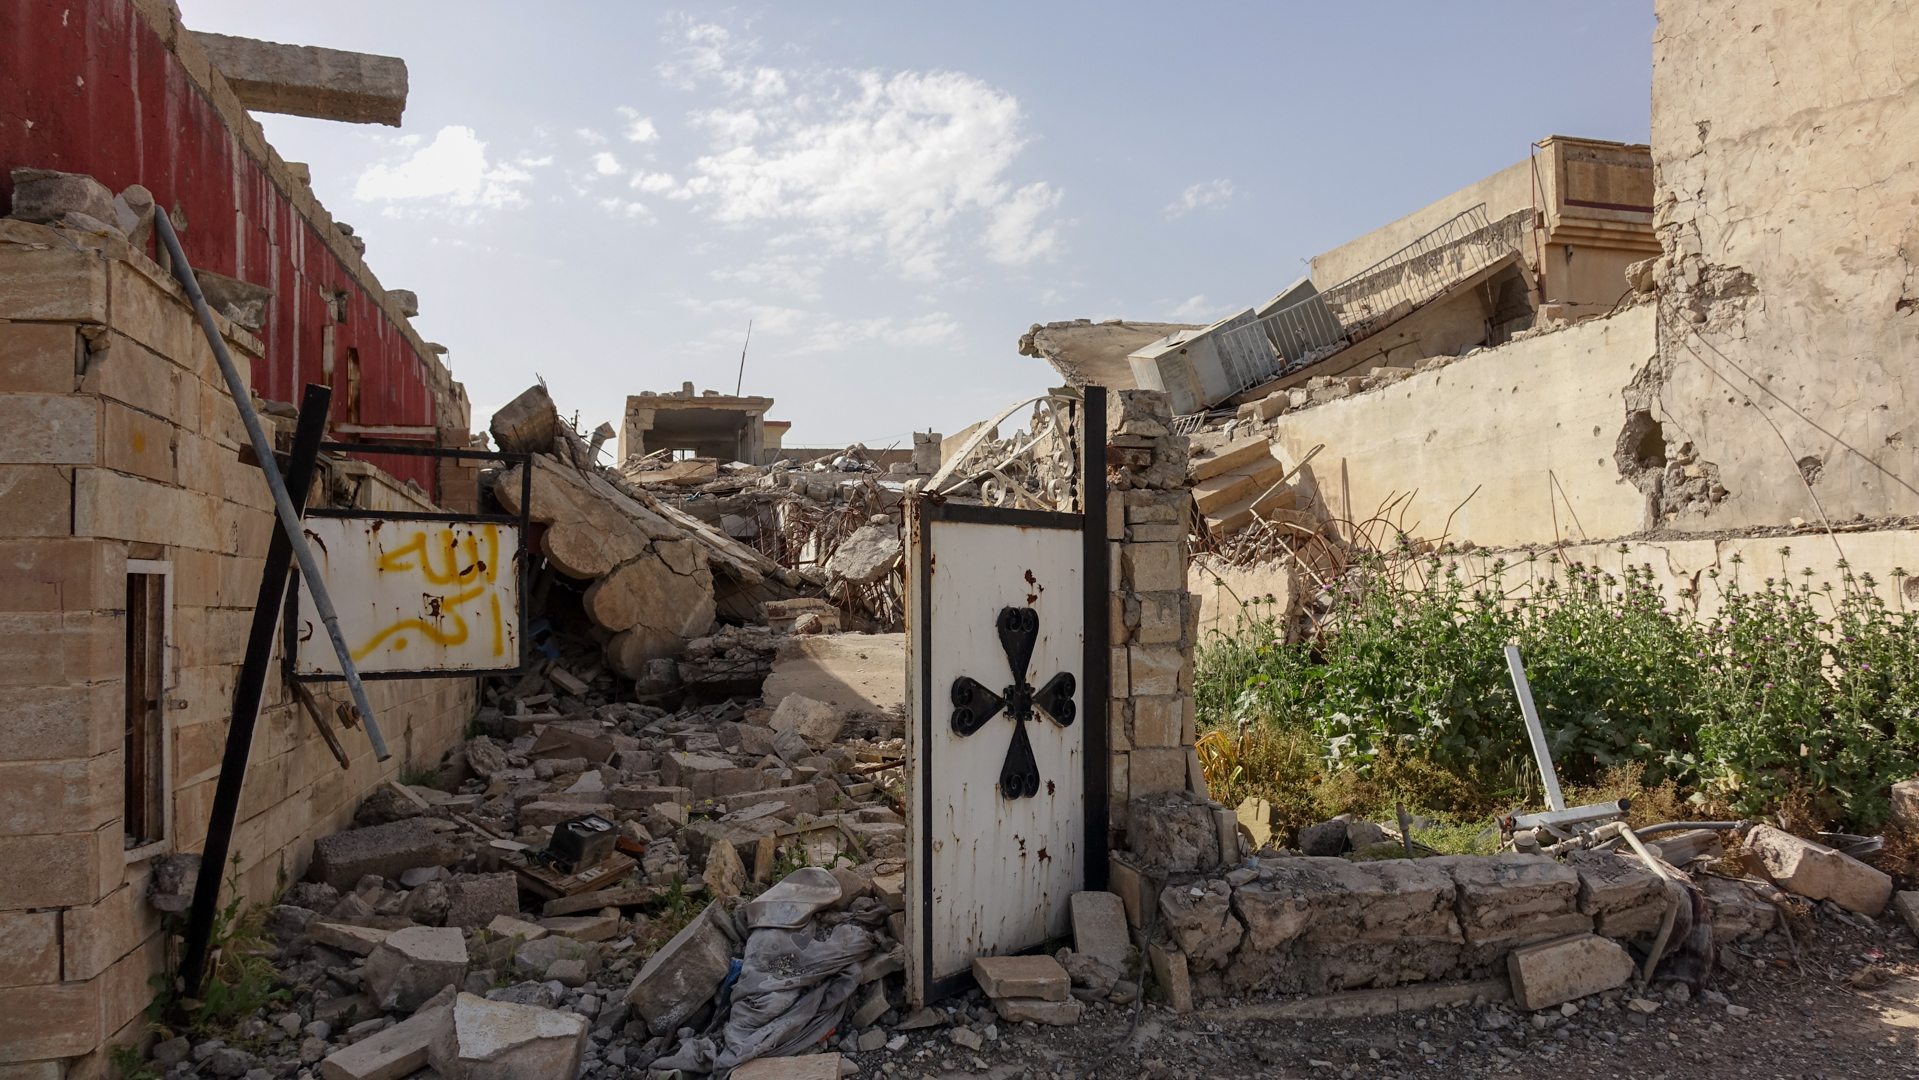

left=195, top=33, right=408, bottom=126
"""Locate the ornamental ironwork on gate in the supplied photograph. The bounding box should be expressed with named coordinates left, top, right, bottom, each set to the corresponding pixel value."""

left=903, top=386, right=1110, bottom=1007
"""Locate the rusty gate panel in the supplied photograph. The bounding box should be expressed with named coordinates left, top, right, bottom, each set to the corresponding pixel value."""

left=905, top=504, right=1086, bottom=1006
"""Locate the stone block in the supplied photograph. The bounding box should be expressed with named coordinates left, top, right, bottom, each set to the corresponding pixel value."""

left=1892, top=779, right=1919, bottom=835
left=445, top=873, right=521, bottom=929
left=1126, top=791, right=1217, bottom=873
left=1895, top=891, right=1919, bottom=939
left=990, top=996, right=1082, bottom=1025
left=1746, top=825, right=1892, bottom=915
left=1128, top=645, right=1183, bottom=696
left=517, top=801, right=615, bottom=828
left=1070, top=891, right=1130, bottom=970
left=1507, top=934, right=1634, bottom=1011
left=1700, top=875, right=1776, bottom=943
left=364, top=927, right=467, bottom=1013
left=309, top=923, right=393, bottom=957
left=9, top=168, right=115, bottom=225
left=769, top=694, right=845, bottom=750
left=427, top=992, right=588, bottom=1080
left=1131, top=696, right=1180, bottom=747
left=1146, top=942, right=1192, bottom=1012
left=730, top=1054, right=843, bottom=1080
left=511, top=935, right=600, bottom=985
left=1158, top=880, right=1243, bottom=971
left=1121, top=543, right=1184, bottom=592
left=624, top=901, right=733, bottom=1036
left=1128, top=748, right=1188, bottom=798
left=484, top=916, right=545, bottom=942
left=1567, top=849, right=1669, bottom=939
left=972, top=954, right=1069, bottom=1002
left=540, top=916, right=619, bottom=942
left=317, top=1002, right=448, bottom=1080
left=0, top=910, right=59, bottom=988
left=1442, top=853, right=1589, bottom=953
left=309, top=819, right=462, bottom=891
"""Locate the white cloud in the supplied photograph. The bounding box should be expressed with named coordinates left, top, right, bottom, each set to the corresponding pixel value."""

left=1169, top=294, right=1230, bottom=320
left=1166, top=179, right=1235, bottom=218
left=655, top=23, right=1063, bottom=279
left=617, top=106, right=661, bottom=143
left=984, top=181, right=1062, bottom=265
left=576, top=128, right=608, bottom=145
left=631, top=172, right=679, bottom=194
left=710, top=257, right=825, bottom=299
left=591, top=152, right=623, bottom=176
left=354, top=126, right=533, bottom=209
left=599, top=197, right=652, bottom=221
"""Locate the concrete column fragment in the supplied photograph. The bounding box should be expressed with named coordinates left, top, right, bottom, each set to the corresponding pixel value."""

left=195, top=33, right=408, bottom=126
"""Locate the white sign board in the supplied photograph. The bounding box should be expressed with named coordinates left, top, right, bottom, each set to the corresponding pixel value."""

left=906, top=509, right=1084, bottom=1005
left=294, top=517, right=521, bottom=675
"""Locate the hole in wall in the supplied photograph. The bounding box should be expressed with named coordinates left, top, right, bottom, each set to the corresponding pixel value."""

left=1797, top=456, right=1824, bottom=485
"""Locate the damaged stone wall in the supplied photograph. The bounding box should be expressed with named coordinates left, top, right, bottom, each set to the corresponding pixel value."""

left=1645, top=0, right=1919, bottom=531
left=0, top=217, right=479, bottom=1073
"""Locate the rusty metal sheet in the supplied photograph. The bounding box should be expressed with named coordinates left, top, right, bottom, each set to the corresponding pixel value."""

left=906, top=514, right=1083, bottom=1005
left=293, top=517, right=521, bottom=675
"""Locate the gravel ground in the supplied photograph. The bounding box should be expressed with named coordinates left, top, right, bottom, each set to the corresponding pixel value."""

left=847, top=903, right=1919, bottom=1080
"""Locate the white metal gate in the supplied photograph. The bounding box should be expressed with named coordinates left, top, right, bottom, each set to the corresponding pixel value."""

left=904, top=498, right=1106, bottom=1005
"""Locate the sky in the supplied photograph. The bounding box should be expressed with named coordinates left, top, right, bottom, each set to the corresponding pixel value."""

left=179, top=2, right=1655, bottom=451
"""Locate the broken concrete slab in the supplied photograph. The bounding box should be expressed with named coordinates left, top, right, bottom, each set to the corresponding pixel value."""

left=624, top=901, right=735, bottom=1036
left=8, top=167, right=115, bottom=226
left=1147, top=943, right=1193, bottom=1012
left=539, top=916, right=619, bottom=942
left=991, top=996, right=1083, bottom=1026
left=769, top=694, right=846, bottom=750
left=1895, top=892, right=1919, bottom=939
left=484, top=916, right=546, bottom=942
left=742, top=866, right=842, bottom=929
left=1746, top=824, right=1893, bottom=915
left=310, top=819, right=462, bottom=891
left=1158, top=880, right=1243, bottom=971
left=195, top=32, right=408, bottom=126
left=1566, top=849, right=1668, bottom=938
left=363, top=926, right=468, bottom=1013
left=824, top=525, right=901, bottom=585
left=1126, top=792, right=1220, bottom=874
left=309, top=922, right=394, bottom=957
left=445, top=873, right=521, bottom=929
left=702, top=838, right=746, bottom=899
left=729, top=1054, right=844, bottom=1080
left=972, top=955, right=1069, bottom=1002
left=1443, top=853, right=1589, bottom=955
left=317, top=1003, right=449, bottom=1080
left=1070, top=891, right=1130, bottom=970
left=1507, top=933, right=1635, bottom=1011
left=427, top=992, right=588, bottom=1080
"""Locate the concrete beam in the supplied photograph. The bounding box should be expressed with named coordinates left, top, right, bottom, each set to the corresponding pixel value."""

left=194, top=33, right=407, bottom=127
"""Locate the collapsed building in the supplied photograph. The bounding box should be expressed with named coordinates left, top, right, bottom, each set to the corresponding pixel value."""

left=3, top=0, right=1918, bottom=1077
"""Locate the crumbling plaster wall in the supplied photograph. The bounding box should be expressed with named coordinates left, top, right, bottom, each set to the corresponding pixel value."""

left=1263, top=306, right=1658, bottom=550
left=0, top=223, right=477, bottom=1073
left=1646, top=0, right=1919, bottom=531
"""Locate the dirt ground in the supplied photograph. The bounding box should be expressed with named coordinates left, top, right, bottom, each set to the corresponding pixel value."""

left=852, top=903, right=1919, bottom=1080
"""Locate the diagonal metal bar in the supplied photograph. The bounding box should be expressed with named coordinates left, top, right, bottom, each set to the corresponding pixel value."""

left=176, top=382, right=330, bottom=1008
left=151, top=211, right=387, bottom=760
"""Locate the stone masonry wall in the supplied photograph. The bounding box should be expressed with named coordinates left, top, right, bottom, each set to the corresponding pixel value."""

left=1102, top=389, right=1203, bottom=830
left=0, top=219, right=478, bottom=1077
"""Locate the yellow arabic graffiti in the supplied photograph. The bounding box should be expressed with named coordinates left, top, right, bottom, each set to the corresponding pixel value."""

left=350, top=525, right=506, bottom=661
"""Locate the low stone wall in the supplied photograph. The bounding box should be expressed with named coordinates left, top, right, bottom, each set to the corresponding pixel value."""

left=1114, top=795, right=1772, bottom=1004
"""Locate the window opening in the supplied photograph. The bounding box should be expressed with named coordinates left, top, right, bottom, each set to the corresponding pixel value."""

left=124, top=565, right=171, bottom=850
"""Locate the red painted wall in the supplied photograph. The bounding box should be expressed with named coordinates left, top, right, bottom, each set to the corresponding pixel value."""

left=0, top=0, right=438, bottom=490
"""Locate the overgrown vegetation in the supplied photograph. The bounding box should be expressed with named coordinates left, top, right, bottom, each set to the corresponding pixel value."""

left=1197, top=543, right=1919, bottom=835
left=146, top=854, right=287, bottom=1036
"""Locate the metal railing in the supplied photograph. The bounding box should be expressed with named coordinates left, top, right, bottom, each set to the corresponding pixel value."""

left=1213, top=204, right=1531, bottom=399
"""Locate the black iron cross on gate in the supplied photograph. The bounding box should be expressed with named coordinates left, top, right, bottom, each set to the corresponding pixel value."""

left=949, top=606, right=1076, bottom=799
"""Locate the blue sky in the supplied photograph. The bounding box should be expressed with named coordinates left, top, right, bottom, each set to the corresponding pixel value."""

left=180, top=2, right=1654, bottom=450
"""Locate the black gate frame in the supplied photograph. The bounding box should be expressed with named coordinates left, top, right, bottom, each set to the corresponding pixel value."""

left=284, top=441, right=533, bottom=682
left=912, top=385, right=1109, bottom=1002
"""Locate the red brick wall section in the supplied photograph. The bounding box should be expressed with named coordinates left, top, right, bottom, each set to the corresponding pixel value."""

left=0, top=0, right=441, bottom=491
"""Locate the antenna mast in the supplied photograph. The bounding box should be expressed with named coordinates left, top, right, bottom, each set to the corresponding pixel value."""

left=734, top=319, right=753, bottom=396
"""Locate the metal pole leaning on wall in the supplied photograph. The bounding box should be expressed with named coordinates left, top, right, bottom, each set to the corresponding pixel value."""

left=152, top=212, right=388, bottom=760
left=176, top=383, right=330, bottom=1005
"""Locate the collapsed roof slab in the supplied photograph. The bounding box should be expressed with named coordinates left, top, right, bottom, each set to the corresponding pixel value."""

left=195, top=32, right=408, bottom=126
left=1018, top=319, right=1203, bottom=390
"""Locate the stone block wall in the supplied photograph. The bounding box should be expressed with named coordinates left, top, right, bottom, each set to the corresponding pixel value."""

left=0, top=221, right=478, bottom=1077
left=1101, top=389, right=1204, bottom=827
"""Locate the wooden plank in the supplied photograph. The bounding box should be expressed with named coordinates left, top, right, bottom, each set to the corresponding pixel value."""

left=507, top=851, right=636, bottom=901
